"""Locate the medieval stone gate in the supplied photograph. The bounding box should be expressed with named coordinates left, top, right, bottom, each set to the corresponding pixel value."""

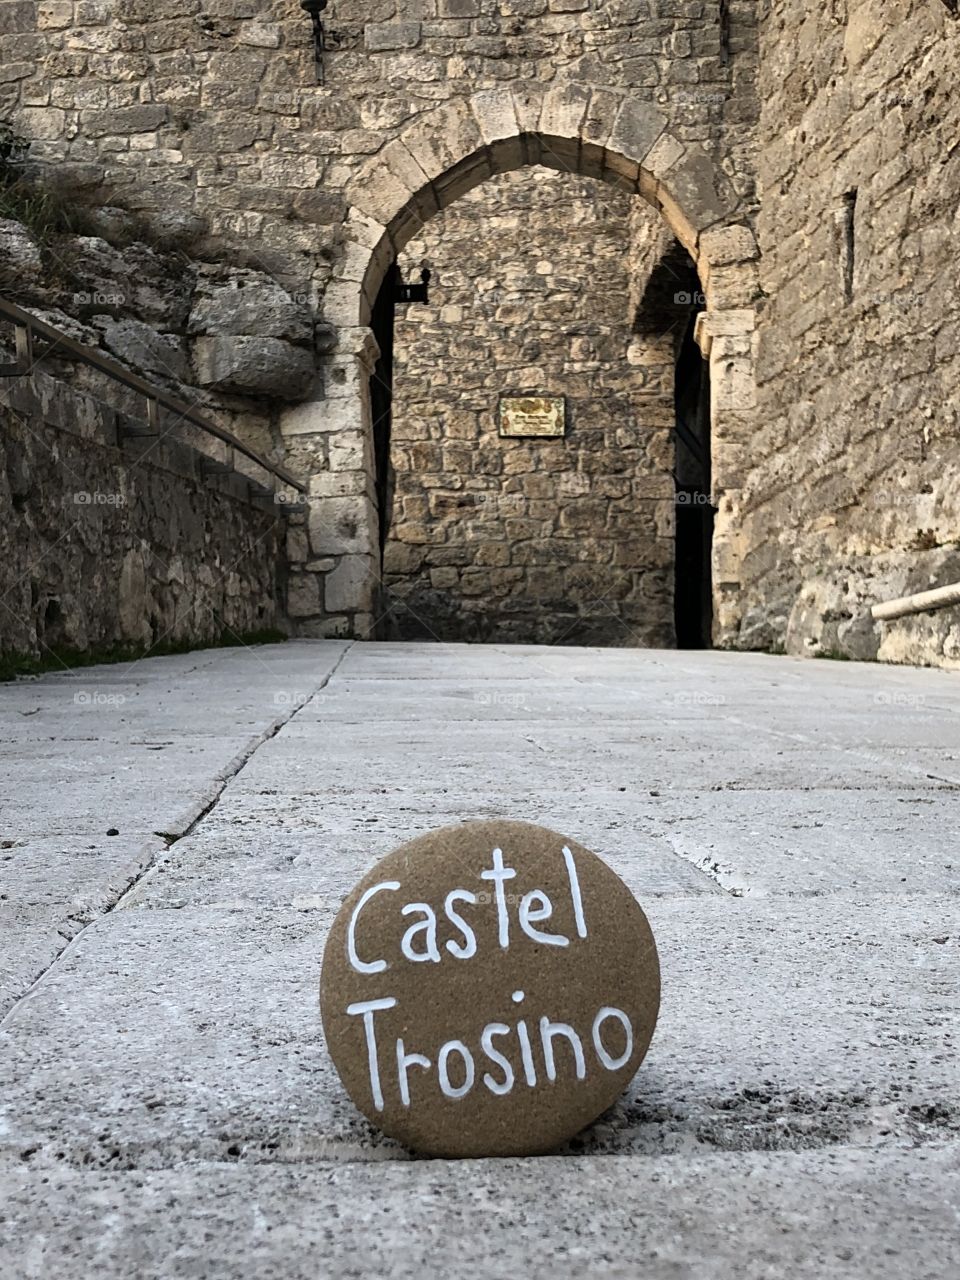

left=284, top=85, right=760, bottom=644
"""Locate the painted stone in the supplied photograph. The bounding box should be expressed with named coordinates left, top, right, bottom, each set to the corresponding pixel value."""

left=320, top=819, right=660, bottom=1158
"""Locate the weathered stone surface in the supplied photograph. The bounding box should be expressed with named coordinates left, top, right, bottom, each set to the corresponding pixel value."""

left=1, top=1149, right=958, bottom=1280
left=0, top=641, right=349, bottom=1014
left=740, top=1, right=960, bottom=666
left=365, top=22, right=422, bottom=53
left=0, top=378, right=284, bottom=662
left=0, top=217, right=41, bottom=282
left=192, top=336, right=315, bottom=401
left=385, top=168, right=680, bottom=645
left=188, top=267, right=313, bottom=345
left=1, top=0, right=956, bottom=662
left=2, top=644, right=960, bottom=1272
left=91, top=316, right=188, bottom=386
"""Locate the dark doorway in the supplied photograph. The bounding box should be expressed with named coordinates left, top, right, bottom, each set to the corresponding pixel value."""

left=673, top=309, right=713, bottom=648
left=370, top=261, right=399, bottom=561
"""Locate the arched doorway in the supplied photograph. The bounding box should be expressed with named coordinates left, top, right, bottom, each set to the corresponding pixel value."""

left=301, top=83, right=760, bottom=646
left=370, top=166, right=711, bottom=647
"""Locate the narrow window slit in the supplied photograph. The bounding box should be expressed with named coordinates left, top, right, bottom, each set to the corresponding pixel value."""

left=840, top=189, right=857, bottom=303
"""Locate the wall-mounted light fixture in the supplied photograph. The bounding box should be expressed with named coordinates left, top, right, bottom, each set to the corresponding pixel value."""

left=392, top=267, right=432, bottom=306
left=301, top=0, right=329, bottom=84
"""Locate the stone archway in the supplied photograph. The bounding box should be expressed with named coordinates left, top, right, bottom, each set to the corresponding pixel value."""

left=292, top=83, right=760, bottom=644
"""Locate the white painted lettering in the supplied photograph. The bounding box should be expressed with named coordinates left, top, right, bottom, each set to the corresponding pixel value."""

left=480, top=846, right=516, bottom=949
left=396, top=1037, right=431, bottom=1107
left=562, top=846, right=587, bottom=938
left=480, top=1022, right=514, bottom=1096
left=518, top=889, right=569, bottom=947
left=347, top=881, right=401, bottom=975
left=592, top=1006, right=633, bottom=1071
left=400, top=902, right=441, bottom=963
left=539, top=1016, right=586, bottom=1082
left=438, top=1040, right=476, bottom=1100
left=345, top=996, right=397, bottom=1111
left=516, top=1018, right=537, bottom=1086
left=444, top=889, right=478, bottom=959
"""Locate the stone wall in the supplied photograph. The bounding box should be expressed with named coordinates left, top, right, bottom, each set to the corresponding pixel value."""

left=0, top=365, right=285, bottom=664
left=738, top=0, right=960, bottom=667
left=383, top=167, right=676, bottom=646
left=1, top=0, right=762, bottom=645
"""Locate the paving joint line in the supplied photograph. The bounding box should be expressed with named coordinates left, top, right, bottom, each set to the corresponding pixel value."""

left=0, top=642, right=355, bottom=1032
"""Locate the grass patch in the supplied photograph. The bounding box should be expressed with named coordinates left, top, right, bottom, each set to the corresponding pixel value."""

left=0, top=628, right=288, bottom=683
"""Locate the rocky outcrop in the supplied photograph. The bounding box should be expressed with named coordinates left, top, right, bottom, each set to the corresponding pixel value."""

left=0, top=216, right=320, bottom=404
left=187, top=267, right=316, bottom=401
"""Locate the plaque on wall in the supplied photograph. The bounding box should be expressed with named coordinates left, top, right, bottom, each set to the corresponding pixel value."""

left=498, top=395, right=566, bottom=439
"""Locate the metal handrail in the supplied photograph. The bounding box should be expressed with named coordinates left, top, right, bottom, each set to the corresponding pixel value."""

left=0, top=294, right=307, bottom=494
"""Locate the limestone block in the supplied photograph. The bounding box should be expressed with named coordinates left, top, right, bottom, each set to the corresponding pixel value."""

left=188, top=268, right=313, bottom=345
left=192, top=336, right=316, bottom=401
left=380, top=140, right=435, bottom=207
left=538, top=81, right=592, bottom=146
left=238, top=22, right=281, bottom=49
left=657, top=149, right=738, bottom=253
left=470, top=88, right=520, bottom=152
left=606, top=99, right=667, bottom=177
left=338, top=209, right=387, bottom=256
left=292, top=190, right=346, bottom=226
left=280, top=399, right=340, bottom=438
left=323, top=280, right=366, bottom=328
left=328, top=430, right=372, bottom=473
left=83, top=105, right=168, bottom=137
left=308, top=470, right=369, bottom=499
left=699, top=224, right=760, bottom=268
left=703, top=261, right=761, bottom=311
left=308, top=494, right=377, bottom=557
left=37, top=1, right=73, bottom=30
left=365, top=23, right=422, bottom=53
left=349, top=162, right=417, bottom=232
left=402, top=99, right=484, bottom=186
left=512, top=84, right=544, bottom=136
left=286, top=526, right=309, bottom=564
left=694, top=309, right=756, bottom=358
left=287, top=572, right=321, bottom=618
left=324, top=554, right=376, bottom=613
left=14, top=107, right=65, bottom=139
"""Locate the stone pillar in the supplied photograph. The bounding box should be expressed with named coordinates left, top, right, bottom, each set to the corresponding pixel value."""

left=279, top=326, right=381, bottom=638
left=694, top=308, right=757, bottom=647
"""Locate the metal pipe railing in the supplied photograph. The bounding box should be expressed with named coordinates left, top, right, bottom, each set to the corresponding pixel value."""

left=0, top=294, right=307, bottom=496
left=872, top=582, right=960, bottom=622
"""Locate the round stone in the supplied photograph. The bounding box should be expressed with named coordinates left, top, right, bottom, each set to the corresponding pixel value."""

left=320, top=819, right=660, bottom=1158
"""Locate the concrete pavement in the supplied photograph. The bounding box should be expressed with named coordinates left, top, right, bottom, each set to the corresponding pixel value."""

left=1, top=641, right=959, bottom=1277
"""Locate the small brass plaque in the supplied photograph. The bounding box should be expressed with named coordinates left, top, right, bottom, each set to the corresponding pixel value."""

left=498, top=395, right=566, bottom=439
